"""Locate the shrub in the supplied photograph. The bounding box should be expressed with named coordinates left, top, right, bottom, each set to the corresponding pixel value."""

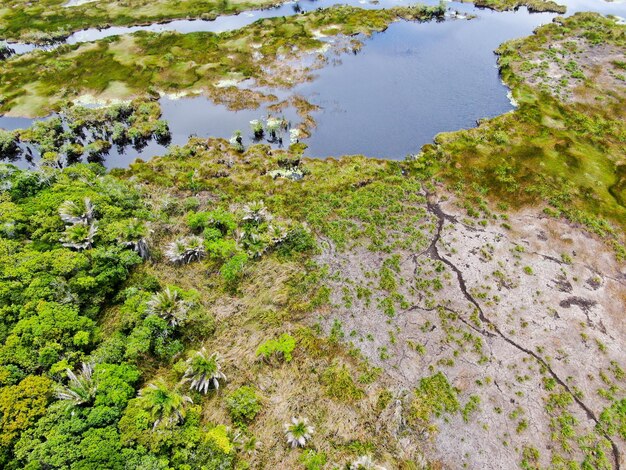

left=226, top=386, right=261, bottom=425
left=220, top=252, right=248, bottom=286
left=321, top=363, right=364, bottom=401
left=300, top=450, right=327, bottom=470
left=256, top=333, right=296, bottom=363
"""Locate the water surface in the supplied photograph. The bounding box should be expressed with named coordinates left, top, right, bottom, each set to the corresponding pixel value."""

left=1, top=0, right=624, bottom=166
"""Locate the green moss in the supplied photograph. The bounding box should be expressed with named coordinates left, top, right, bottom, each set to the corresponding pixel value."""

left=321, top=362, right=365, bottom=401
left=409, top=372, right=460, bottom=429
left=471, top=0, right=565, bottom=13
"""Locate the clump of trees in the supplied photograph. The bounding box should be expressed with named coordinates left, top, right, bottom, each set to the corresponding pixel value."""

left=0, top=163, right=241, bottom=468
left=0, top=159, right=319, bottom=469
left=182, top=200, right=314, bottom=288
left=0, top=130, right=21, bottom=160
left=8, top=99, right=171, bottom=167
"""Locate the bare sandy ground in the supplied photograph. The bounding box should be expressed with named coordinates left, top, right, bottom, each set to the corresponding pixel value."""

left=317, top=188, right=626, bottom=469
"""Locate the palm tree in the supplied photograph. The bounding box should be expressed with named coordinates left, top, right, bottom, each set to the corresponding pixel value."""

left=117, top=218, right=150, bottom=260
left=61, top=221, right=98, bottom=250
left=183, top=348, right=226, bottom=393
left=59, top=197, right=96, bottom=225
left=350, top=455, right=387, bottom=470
left=284, top=417, right=314, bottom=448
left=242, top=200, right=271, bottom=225
left=146, top=287, right=191, bottom=327
left=138, top=380, right=193, bottom=429
left=165, top=235, right=205, bottom=264
left=56, top=362, right=97, bottom=406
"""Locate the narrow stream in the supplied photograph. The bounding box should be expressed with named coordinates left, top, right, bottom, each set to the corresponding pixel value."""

left=4, top=0, right=441, bottom=56
left=1, top=0, right=624, bottom=166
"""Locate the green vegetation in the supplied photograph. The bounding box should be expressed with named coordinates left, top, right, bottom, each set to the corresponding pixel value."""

left=0, top=0, right=289, bottom=43
left=409, top=372, right=460, bottom=430
left=418, top=13, right=626, bottom=256
left=471, top=0, right=566, bottom=13
left=0, top=4, right=624, bottom=470
left=0, top=4, right=445, bottom=117
left=226, top=385, right=262, bottom=425
left=256, top=332, right=296, bottom=363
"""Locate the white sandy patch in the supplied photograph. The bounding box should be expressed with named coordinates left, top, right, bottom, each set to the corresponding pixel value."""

left=311, top=29, right=328, bottom=39
left=71, top=94, right=131, bottom=107
left=157, top=89, right=202, bottom=99
left=63, top=0, right=98, bottom=7
left=215, top=79, right=241, bottom=88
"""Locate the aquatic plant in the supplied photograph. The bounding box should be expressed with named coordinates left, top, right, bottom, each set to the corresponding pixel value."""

left=138, top=380, right=193, bottom=429
left=183, top=348, right=226, bottom=393
left=56, top=363, right=97, bottom=406
left=265, top=117, right=284, bottom=141
left=250, top=119, right=264, bottom=139
left=146, top=287, right=191, bottom=327
left=284, top=417, right=314, bottom=448
left=230, top=130, right=245, bottom=152
left=289, top=128, right=300, bottom=145
left=153, top=120, right=171, bottom=144
left=84, top=140, right=112, bottom=159
left=165, top=235, right=205, bottom=264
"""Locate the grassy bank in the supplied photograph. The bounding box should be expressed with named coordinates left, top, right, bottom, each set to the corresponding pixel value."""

left=1, top=0, right=564, bottom=44
left=0, top=0, right=285, bottom=44
left=0, top=4, right=445, bottom=118
left=417, top=13, right=626, bottom=256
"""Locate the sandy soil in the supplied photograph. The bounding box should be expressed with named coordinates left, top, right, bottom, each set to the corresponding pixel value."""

left=316, top=188, right=626, bottom=469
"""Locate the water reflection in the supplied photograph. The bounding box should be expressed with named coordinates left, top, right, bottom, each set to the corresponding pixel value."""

left=0, top=0, right=624, bottom=166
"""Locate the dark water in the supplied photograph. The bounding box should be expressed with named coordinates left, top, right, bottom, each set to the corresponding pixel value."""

left=1, top=0, right=624, bottom=166
left=156, top=6, right=556, bottom=160
left=295, top=10, right=551, bottom=158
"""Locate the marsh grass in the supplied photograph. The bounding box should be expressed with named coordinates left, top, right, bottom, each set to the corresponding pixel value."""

left=0, top=5, right=445, bottom=117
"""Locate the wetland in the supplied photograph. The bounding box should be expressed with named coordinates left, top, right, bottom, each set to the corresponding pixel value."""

left=0, top=0, right=624, bottom=469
